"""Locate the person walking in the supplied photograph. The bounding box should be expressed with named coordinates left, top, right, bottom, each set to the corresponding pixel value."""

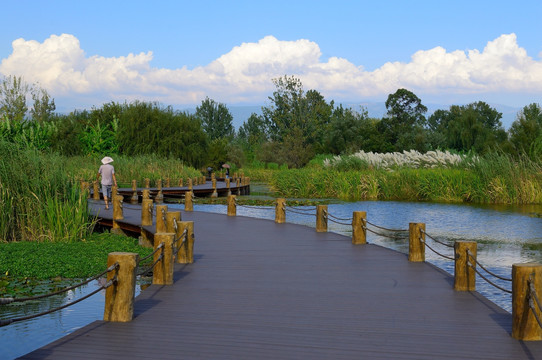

left=97, top=156, right=117, bottom=210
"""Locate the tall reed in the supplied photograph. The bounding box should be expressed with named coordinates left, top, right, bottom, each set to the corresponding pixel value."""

left=0, top=141, right=91, bottom=242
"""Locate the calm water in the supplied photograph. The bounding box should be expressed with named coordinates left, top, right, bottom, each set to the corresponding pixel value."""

left=2, top=197, right=542, bottom=359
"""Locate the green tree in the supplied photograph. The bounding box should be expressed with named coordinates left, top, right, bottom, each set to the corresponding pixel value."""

left=378, top=88, right=428, bottom=151
left=430, top=101, right=506, bottom=153
left=0, top=75, right=29, bottom=122
left=195, top=97, right=234, bottom=140
left=30, top=86, right=56, bottom=123
left=508, top=103, right=542, bottom=156
left=261, top=76, right=333, bottom=166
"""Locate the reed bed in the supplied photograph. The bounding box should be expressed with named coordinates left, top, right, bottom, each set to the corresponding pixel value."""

left=0, top=141, right=92, bottom=242
left=269, top=152, right=542, bottom=204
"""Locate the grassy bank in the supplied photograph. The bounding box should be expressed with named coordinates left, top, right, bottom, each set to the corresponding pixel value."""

left=260, top=152, right=542, bottom=204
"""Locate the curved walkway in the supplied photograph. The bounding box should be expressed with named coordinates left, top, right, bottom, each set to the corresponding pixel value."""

left=21, top=202, right=542, bottom=359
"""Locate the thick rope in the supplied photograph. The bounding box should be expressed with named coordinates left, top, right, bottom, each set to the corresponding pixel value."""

left=467, top=250, right=512, bottom=281
left=365, top=226, right=408, bottom=240
left=420, top=237, right=454, bottom=261
left=0, top=277, right=116, bottom=327
left=0, top=263, right=119, bottom=305
left=327, top=217, right=352, bottom=226
left=421, top=230, right=454, bottom=248
left=327, top=212, right=353, bottom=222
left=137, top=253, right=164, bottom=277
left=366, top=220, right=408, bottom=233
left=138, top=242, right=164, bottom=265
left=468, top=262, right=512, bottom=294
left=285, top=207, right=317, bottom=217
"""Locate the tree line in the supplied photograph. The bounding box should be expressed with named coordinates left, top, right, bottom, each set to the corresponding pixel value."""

left=1, top=75, right=541, bottom=169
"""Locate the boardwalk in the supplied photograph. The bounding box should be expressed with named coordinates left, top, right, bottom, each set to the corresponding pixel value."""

left=21, top=201, right=542, bottom=359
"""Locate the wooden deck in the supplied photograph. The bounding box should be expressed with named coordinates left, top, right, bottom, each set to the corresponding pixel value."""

left=20, top=201, right=542, bottom=359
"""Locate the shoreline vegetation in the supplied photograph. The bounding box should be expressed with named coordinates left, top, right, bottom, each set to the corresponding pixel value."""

left=245, top=151, right=542, bottom=204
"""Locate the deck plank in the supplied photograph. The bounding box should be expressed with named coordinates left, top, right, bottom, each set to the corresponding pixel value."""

left=19, top=203, right=542, bottom=359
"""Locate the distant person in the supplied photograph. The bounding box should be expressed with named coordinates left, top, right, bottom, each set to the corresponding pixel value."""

left=225, top=167, right=230, bottom=179
left=207, top=167, right=213, bottom=178
left=97, top=156, right=117, bottom=210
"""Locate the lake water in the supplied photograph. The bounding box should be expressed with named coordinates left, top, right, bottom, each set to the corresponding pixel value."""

left=2, top=196, right=541, bottom=359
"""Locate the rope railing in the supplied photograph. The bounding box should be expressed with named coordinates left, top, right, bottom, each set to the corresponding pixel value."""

left=365, top=220, right=408, bottom=233
left=173, top=229, right=188, bottom=257
left=0, top=272, right=118, bottom=327
left=137, top=242, right=165, bottom=267
left=467, top=250, right=512, bottom=282
left=234, top=199, right=275, bottom=211
left=0, top=263, right=119, bottom=305
left=365, top=225, right=407, bottom=240
left=420, top=229, right=454, bottom=248
left=137, top=248, right=165, bottom=277
left=468, top=262, right=512, bottom=294
left=420, top=236, right=455, bottom=261
left=284, top=206, right=317, bottom=217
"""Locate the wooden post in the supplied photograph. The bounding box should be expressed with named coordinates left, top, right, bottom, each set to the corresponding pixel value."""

left=165, top=178, right=170, bottom=188
left=142, top=189, right=150, bottom=200
left=352, top=211, right=367, bottom=245
left=211, top=178, right=218, bottom=198
left=145, top=178, right=150, bottom=188
left=112, top=195, right=124, bottom=235
left=155, top=178, right=163, bottom=203
left=104, top=252, right=138, bottom=322
left=454, top=241, right=477, bottom=291
left=140, top=198, right=154, bottom=248
left=226, top=178, right=231, bottom=196
left=236, top=178, right=241, bottom=196
left=152, top=233, right=175, bottom=285
left=155, top=205, right=168, bottom=233
left=275, top=198, right=286, bottom=223
left=185, top=191, right=193, bottom=211
left=176, top=221, right=194, bottom=264
left=166, top=211, right=181, bottom=233
left=93, top=181, right=100, bottom=200
left=409, top=223, right=425, bottom=262
left=178, top=178, right=183, bottom=187
left=188, top=178, right=193, bottom=190
left=227, top=195, right=236, bottom=216
left=130, top=180, right=138, bottom=203
left=316, top=205, right=328, bottom=232
left=512, top=263, right=542, bottom=340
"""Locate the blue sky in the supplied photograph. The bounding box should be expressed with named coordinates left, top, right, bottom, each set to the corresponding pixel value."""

left=0, top=0, right=541, bottom=114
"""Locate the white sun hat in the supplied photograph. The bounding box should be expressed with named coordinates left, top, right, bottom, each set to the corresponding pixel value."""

left=101, top=156, right=114, bottom=165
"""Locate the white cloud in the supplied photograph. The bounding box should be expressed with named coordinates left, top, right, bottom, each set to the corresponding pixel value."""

left=0, top=33, right=540, bottom=108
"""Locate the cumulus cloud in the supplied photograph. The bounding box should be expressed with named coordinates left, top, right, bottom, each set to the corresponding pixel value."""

left=0, top=33, right=540, bottom=107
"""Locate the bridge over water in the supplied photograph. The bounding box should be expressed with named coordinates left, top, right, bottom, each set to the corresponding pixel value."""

left=19, top=197, right=542, bottom=359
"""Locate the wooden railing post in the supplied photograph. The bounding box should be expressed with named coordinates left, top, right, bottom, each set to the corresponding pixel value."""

left=211, top=178, right=218, bottom=198
left=185, top=191, right=193, bottom=211
left=153, top=233, right=175, bottom=285
left=454, top=241, right=477, bottom=291
left=236, top=178, right=241, bottom=195
left=227, top=195, right=236, bottom=216
left=130, top=180, right=138, bottom=203
left=275, top=198, right=286, bottom=223
left=93, top=181, right=100, bottom=200
left=176, top=221, right=194, bottom=264
left=155, top=205, right=168, bottom=233
left=140, top=198, right=154, bottom=248
left=145, top=178, right=150, bottom=188
left=178, top=178, right=183, bottom=187
left=155, top=178, right=163, bottom=203
left=188, top=178, right=193, bottom=190
left=142, top=189, right=150, bottom=200
left=226, top=178, right=231, bottom=196
left=165, top=178, right=170, bottom=188
left=104, top=252, right=138, bottom=322
left=352, top=211, right=367, bottom=245
left=316, top=205, right=328, bottom=232
left=112, top=195, right=124, bottom=235
left=409, top=223, right=425, bottom=262
left=166, top=211, right=181, bottom=233
left=512, top=263, right=542, bottom=340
